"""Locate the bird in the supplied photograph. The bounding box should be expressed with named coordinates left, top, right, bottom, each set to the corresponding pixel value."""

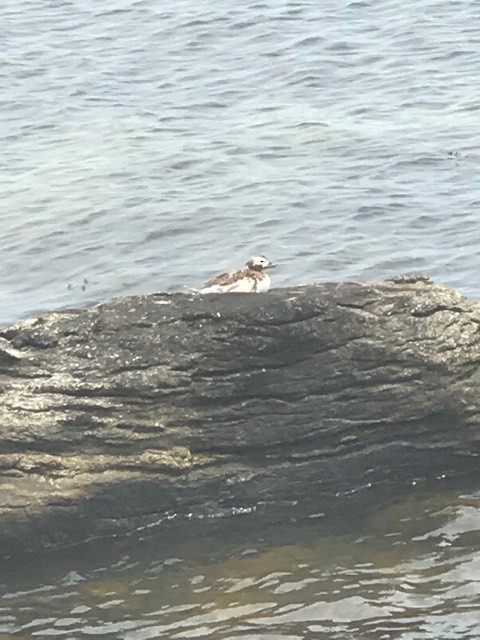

left=191, top=255, right=275, bottom=294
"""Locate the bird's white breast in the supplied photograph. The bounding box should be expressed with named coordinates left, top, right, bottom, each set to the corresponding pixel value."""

left=255, top=273, right=271, bottom=292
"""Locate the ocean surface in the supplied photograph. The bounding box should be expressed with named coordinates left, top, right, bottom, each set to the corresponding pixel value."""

left=3, top=0, right=480, bottom=327
left=2, top=0, right=480, bottom=637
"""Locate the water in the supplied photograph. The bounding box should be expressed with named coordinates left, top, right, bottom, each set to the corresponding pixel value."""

left=3, top=0, right=480, bottom=326
left=2, top=0, right=480, bottom=636
left=1, top=471, right=479, bottom=639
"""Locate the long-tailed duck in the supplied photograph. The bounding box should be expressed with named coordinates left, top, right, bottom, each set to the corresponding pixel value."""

left=193, top=256, right=275, bottom=293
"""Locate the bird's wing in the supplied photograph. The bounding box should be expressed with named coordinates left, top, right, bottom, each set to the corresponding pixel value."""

left=202, top=268, right=245, bottom=288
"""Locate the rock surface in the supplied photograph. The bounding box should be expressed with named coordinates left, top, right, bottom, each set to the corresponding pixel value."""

left=1, top=277, right=479, bottom=556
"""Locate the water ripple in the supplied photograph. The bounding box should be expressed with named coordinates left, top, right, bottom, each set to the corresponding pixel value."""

left=1, top=484, right=479, bottom=639
left=2, top=0, right=480, bottom=326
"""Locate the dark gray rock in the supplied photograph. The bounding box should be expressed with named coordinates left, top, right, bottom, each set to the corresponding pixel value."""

left=1, top=277, right=479, bottom=556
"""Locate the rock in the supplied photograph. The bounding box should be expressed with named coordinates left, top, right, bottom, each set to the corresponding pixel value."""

left=0, top=278, right=479, bottom=557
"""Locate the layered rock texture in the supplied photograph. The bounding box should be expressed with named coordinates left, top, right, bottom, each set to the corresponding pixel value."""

left=1, top=276, right=479, bottom=556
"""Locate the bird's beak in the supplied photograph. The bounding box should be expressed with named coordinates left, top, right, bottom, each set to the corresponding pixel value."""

left=266, top=263, right=276, bottom=269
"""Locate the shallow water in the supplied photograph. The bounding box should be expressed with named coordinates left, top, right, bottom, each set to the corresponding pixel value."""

left=1, top=469, right=479, bottom=639
left=3, top=0, right=480, bottom=326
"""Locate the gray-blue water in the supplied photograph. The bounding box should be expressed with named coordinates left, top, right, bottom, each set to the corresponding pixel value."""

left=2, top=0, right=480, bottom=637
left=3, top=0, right=480, bottom=327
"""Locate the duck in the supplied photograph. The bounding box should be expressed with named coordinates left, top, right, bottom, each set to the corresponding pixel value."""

left=193, top=255, right=275, bottom=293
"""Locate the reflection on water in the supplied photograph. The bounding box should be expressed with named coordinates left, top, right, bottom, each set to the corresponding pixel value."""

left=1, top=475, right=479, bottom=639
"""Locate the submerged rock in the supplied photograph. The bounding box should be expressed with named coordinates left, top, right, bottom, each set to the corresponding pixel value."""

left=0, top=277, right=479, bottom=556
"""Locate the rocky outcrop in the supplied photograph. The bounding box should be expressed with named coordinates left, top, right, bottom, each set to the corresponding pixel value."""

left=1, top=276, right=479, bottom=556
